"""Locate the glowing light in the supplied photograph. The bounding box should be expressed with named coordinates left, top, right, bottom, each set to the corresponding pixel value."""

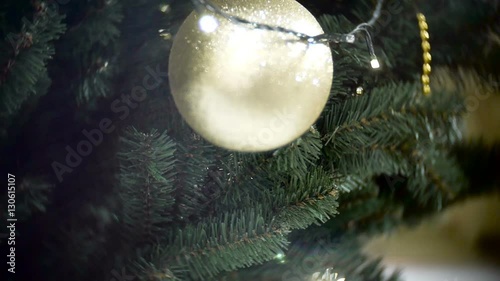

left=199, top=15, right=219, bottom=33
left=345, top=34, right=355, bottom=43
left=159, top=4, right=170, bottom=13
left=275, top=253, right=285, bottom=259
left=356, top=86, right=363, bottom=95
left=159, top=29, right=172, bottom=40
left=370, top=58, right=380, bottom=69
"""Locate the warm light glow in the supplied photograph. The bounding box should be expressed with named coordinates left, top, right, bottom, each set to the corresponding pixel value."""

left=199, top=15, right=219, bottom=33
left=159, top=4, right=170, bottom=13
left=370, top=58, right=380, bottom=69
left=345, top=34, right=355, bottom=43
left=356, top=86, right=364, bottom=95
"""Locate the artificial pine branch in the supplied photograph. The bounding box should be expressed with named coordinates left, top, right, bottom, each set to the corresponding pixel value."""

left=276, top=193, right=339, bottom=230
left=59, top=0, right=123, bottom=103
left=228, top=235, right=402, bottom=281
left=16, top=176, right=53, bottom=220
left=126, top=244, right=184, bottom=281
left=209, top=131, right=324, bottom=216
left=405, top=144, right=467, bottom=210
left=296, top=238, right=402, bottom=281
left=317, top=15, right=371, bottom=99
left=325, top=178, right=401, bottom=233
left=322, top=81, right=463, bottom=175
left=210, top=154, right=274, bottom=214
left=318, top=15, right=369, bottom=67
left=117, top=127, right=177, bottom=244
left=172, top=141, right=218, bottom=224
left=333, top=143, right=412, bottom=177
left=273, top=167, right=340, bottom=229
left=206, top=134, right=333, bottom=232
left=157, top=207, right=290, bottom=280
left=269, top=129, right=323, bottom=176
left=0, top=2, right=65, bottom=134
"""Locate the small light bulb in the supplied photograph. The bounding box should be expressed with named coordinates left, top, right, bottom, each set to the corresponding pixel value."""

left=370, top=58, right=380, bottom=69
left=356, top=86, right=364, bottom=95
left=159, top=4, right=170, bottom=13
left=199, top=15, right=219, bottom=33
left=345, top=34, right=355, bottom=43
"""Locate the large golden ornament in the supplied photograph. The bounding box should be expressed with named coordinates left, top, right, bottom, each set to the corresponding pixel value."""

left=169, top=0, right=333, bottom=151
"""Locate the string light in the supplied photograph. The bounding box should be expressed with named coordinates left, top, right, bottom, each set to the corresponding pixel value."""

left=370, top=58, right=380, bottom=69
left=190, top=0, right=385, bottom=69
left=274, top=252, right=286, bottom=264
left=159, top=4, right=170, bottom=13
left=356, top=86, right=364, bottom=95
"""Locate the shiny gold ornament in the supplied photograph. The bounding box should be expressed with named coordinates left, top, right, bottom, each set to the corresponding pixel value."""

left=417, top=12, right=432, bottom=96
left=168, top=0, right=333, bottom=152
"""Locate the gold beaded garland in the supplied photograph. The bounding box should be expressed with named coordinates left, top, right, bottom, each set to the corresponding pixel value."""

left=417, top=13, right=432, bottom=96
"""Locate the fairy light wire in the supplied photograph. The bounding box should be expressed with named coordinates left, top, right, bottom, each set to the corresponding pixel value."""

left=191, top=0, right=384, bottom=68
left=192, top=0, right=348, bottom=43
left=367, top=0, right=384, bottom=26
left=348, top=0, right=385, bottom=68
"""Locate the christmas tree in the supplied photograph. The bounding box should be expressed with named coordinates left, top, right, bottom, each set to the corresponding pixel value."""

left=1, top=0, right=499, bottom=280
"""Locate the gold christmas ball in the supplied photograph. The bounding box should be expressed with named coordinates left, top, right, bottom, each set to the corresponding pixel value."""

left=168, top=0, right=333, bottom=152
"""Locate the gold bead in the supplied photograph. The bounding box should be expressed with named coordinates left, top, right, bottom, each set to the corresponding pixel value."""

left=421, top=74, right=430, bottom=84
left=422, top=41, right=431, bottom=52
left=419, top=21, right=428, bottom=30
left=423, top=85, right=431, bottom=96
left=420, top=30, right=429, bottom=40
left=423, top=52, right=432, bottom=62
left=423, top=63, right=431, bottom=74
left=417, top=12, right=431, bottom=97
